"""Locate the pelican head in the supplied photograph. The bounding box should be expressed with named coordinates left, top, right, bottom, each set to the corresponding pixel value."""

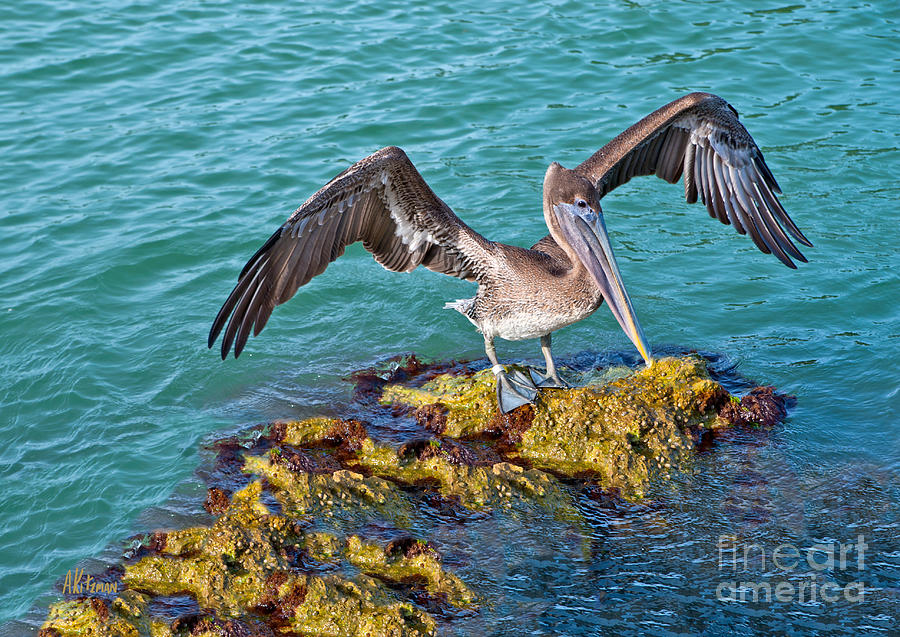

left=543, top=162, right=653, bottom=366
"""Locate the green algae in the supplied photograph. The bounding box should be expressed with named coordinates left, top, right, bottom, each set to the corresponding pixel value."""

left=349, top=437, right=575, bottom=514
left=123, top=481, right=301, bottom=615
left=40, top=354, right=784, bottom=634
left=382, top=356, right=733, bottom=498
left=119, top=482, right=443, bottom=633
left=265, top=360, right=729, bottom=508
left=258, top=417, right=576, bottom=514
left=41, top=482, right=443, bottom=636
left=39, top=591, right=169, bottom=637
left=511, top=356, right=727, bottom=497
left=288, top=573, right=435, bottom=637
left=278, top=417, right=350, bottom=446
left=381, top=370, right=498, bottom=439
left=244, top=452, right=415, bottom=524
left=41, top=483, right=443, bottom=635
left=304, top=532, right=477, bottom=608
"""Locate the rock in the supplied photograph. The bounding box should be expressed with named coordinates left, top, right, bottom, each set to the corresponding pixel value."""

left=40, top=354, right=790, bottom=635
left=382, top=356, right=741, bottom=498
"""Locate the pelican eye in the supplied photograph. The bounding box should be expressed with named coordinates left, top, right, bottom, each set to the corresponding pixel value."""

left=576, top=199, right=588, bottom=209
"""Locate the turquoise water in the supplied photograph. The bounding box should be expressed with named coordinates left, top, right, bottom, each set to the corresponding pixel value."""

left=1, top=0, right=898, bottom=633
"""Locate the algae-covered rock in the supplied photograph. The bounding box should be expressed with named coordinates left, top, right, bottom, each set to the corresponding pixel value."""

left=123, top=481, right=300, bottom=615
left=350, top=437, right=575, bottom=514
left=245, top=451, right=415, bottom=524
left=40, top=353, right=788, bottom=634
left=288, top=573, right=435, bottom=637
left=304, top=532, right=477, bottom=608
left=276, top=417, right=368, bottom=453
left=117, top=483, right=442, bottom=634
left=382, top=356, right=734, bottom=498
left=39, top=590, right=170, bottom=637
left=381, top=371, right=498, bottom=439
left=256, top=419, right=576, bottom=515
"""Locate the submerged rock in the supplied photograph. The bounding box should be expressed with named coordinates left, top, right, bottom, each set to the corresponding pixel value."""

left=304, top=532, right=476, bottom=607
left=40, top=354, right=789, bottom=635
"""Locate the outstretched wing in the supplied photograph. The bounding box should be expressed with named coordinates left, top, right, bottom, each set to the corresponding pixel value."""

left=575, top=92, right=812, bottom=268
left=209, top=146, right=495, bottom=358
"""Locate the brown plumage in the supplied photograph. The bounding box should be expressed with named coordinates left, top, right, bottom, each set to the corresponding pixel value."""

left=209, top=145, right=495, bottom=358
left=574, top=92, right=811, bottom=265
left=209, top=92, right=810, bottom=410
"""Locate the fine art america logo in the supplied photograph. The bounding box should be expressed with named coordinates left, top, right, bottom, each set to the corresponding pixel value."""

left=716, top=535, right=867, bottom=603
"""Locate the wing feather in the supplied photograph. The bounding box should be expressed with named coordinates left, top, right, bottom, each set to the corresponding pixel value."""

left=705, top=145, right=727, bottom=224
left=576, top=92, right=812, bottom=267
left=209, top=146, right=494, bottom=358
left=221, top=259, right=268, bottom=357
left=656, top=129, right=676, bottom=182
left=712, top=153, right=743, bottom=233
left=709, top=152, right=728, bottom=225
left=683, top=141, right=698, bottom=203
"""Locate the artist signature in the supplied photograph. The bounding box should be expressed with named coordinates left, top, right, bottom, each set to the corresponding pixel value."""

left=61, top=568, right=118, bottom=595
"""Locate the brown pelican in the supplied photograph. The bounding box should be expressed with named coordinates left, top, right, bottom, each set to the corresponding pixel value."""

left=208, top=92, right=811, bottom=412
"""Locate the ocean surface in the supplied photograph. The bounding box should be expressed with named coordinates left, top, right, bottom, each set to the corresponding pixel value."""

left=1, top=0, right=897, bottom=633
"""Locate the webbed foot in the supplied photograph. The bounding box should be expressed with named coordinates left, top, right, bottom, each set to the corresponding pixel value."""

left=531, top=368, right=572, bottom=389
left=493, top=367, right=539, bottom=414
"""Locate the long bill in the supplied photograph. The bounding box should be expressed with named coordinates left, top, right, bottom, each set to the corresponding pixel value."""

left=555, top=203, right=653, bottom=366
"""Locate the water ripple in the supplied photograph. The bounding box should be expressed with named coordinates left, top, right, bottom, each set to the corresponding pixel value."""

left=1, top=0, right=898, bottom=631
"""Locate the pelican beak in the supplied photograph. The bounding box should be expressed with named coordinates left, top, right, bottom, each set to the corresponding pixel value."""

left=555, top=203, right=653, bottom=366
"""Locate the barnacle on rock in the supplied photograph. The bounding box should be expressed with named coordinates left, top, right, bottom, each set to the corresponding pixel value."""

left=41, top=355, right=788, bottom=635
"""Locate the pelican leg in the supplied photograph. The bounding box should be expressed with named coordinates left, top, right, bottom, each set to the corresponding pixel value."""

left=485, top=336, right=537, bottom=413
left=533, top=333, right=570, bottom=388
